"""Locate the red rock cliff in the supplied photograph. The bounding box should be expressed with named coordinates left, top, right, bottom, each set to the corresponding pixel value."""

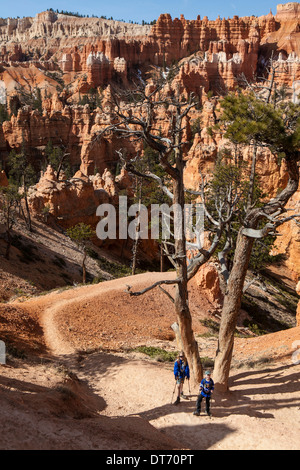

left=0, top=4, right=299, bottom=92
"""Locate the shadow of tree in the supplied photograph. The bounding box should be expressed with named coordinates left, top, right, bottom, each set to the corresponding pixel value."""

left=160, top=422, right=234, bottom=450
left=55, top=352, right=235, bottom=449
left=213, top=363, right=300, bottom=419
left=0, top=365, right=106, bottom=419
left=62, top=351, right=300, bottom=423
left=0, top=359, right=183, bottom=450
left=9, top=350, right=297, bottom=450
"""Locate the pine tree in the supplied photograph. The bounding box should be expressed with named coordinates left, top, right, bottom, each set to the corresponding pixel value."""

left=214, top=91, right=300, bottom=391
left=0, top=184, right=21, bottom=259
left=8, top=143, right=36, bottom=232
left=66, top=223, right=95, bottom=283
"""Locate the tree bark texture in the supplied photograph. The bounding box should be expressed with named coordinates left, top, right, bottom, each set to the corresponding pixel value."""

left=214, top=155, right=299, bottom=391
left=82, top=251, right=87, bottom=284
left=173, top=158, right=203, bottom=384
left=213, top=230, right=254, bottom=390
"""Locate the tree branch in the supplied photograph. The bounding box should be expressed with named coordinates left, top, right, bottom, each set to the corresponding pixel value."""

left=158, top=285, right=175, bottom=303
left=125, top=278, right=182, bottom=297
left=242, top=213, right=300, bottom=238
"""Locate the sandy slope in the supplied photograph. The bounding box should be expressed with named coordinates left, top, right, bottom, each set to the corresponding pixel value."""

left=0, top=272, right=300, bottom=450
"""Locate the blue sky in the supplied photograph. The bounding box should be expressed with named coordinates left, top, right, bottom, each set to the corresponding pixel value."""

left=1, top=1, right=280, bottom=23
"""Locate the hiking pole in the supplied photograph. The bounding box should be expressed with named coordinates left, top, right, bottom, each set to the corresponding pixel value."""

left=209, top=397, right=214, bottom=418
left=171, top=380, right=177, bottom=404
left=188, top=379, right=191, bottom=394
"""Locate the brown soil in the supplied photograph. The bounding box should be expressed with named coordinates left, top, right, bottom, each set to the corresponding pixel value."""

left=0, top=217, right=117, bottom=303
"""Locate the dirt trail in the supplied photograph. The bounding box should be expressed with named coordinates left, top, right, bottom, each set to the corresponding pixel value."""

left=38, top=272, right=177, bottom=355
left=42, top=299, right=76, bottom=355
left=1, top=272, right=300, bottom=450
left=67, top=347, right=300, bottom=450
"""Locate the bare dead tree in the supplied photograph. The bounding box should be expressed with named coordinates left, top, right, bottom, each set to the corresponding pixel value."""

left=131, top=175, right=142, bottom=275
left=96, top=78, right=240, bottom=383
left=237, top=51, right=290, bottom=107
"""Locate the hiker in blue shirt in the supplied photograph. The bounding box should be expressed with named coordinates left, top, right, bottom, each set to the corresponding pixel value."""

left=193, top=370, right=214, bottom=416
left=173, top=351, right=190, bottom=405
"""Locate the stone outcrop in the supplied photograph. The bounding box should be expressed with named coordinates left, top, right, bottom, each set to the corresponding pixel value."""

left=0, top=100, right=135, bottom=174
left=0, top=170, right=8, bottom=187
left=0, top=4, right=299, bottom=93
left=296, top=281, right=300, bottom=326
left=52, top=11, right=268, bottom=90
left=0, top=3, right=299, bottom=276
left=149, top=12, right=263, bottom=88
left=27, top=165, right=152, bottom=260
left=259, top=3, right=300, bottom=86
left=271, top=187, right=300, bottom=279
left=28, top=165, right=113, bottom=228
left=276, top=2, right=300, bottom=19
left=28, top=164, right=134, bottom=222
left=0, top=11, right=151, bottom=43
left=194, top=263, right=223, bottom=308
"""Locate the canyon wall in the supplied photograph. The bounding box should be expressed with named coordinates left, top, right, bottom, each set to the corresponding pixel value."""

left=0, top=3, right=299, bottom=92
left=0, top=3, right=299, bottom=277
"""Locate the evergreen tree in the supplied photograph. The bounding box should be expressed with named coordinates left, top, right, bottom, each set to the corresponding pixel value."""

left=45, top=140, right=71, bottom=180
left=8, top=144, right=36, bottom=232
left=66, top=223, right=95, bottom=283
left=32, top=87, right=43, bottom=114
left=214, top=91, right=300, bottom=391
left=0, top=184, right=21, bottom=259
left=0, top=103, right=9, bottom=124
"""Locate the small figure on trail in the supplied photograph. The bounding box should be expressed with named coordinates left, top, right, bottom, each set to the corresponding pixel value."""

left=193, top=370, right=214, bottom=416
left=173, top=351, right=190, bottom=405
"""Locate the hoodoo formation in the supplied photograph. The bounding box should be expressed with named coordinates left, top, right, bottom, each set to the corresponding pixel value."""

left=0, top=3, right=298, bottom=275
left=0, top=3, right=299, bottom=451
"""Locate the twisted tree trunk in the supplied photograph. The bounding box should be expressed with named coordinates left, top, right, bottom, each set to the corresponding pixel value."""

left=214, top=230, right=254, bottom=391
left=214, top=156, right=299, bottom=391
left=173, top=150, right=203, bottom=384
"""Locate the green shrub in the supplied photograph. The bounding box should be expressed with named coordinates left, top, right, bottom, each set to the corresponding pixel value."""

left=133, top=346, right=177, bottom=362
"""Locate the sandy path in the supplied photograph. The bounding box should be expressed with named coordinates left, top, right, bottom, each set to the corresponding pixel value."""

left=42, top=299, right=76, bottom=355
left=75, top=350, right=300, bottom=450
left=38, top=271, right=178, bottom=355
left=16, top=272, right=300, bottom=450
